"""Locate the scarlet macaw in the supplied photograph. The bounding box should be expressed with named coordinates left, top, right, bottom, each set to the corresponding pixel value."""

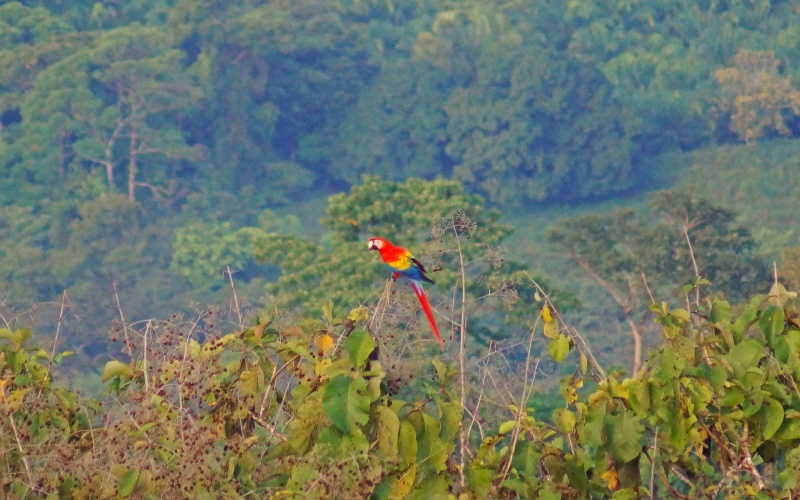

left=367, top=237, right=443, bottom=348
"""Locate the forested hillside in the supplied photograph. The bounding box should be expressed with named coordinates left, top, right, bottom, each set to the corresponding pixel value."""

left=3, top=0, right=800, bottom=349
left=5, top=0, right=800, bottom=497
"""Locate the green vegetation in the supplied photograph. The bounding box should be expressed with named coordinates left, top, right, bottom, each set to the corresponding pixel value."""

left=5, top=248, right=800, bottom=496
left=3, top=0, right=800, bottom=347
left=5, top=0, right=800, bottom=496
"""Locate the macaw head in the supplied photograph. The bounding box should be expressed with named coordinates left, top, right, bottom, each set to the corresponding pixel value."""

left=367, top=237, right=387, bottom=251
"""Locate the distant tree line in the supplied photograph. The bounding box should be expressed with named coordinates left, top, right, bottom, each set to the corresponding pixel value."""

left=1, top=0, right=800, bottom=352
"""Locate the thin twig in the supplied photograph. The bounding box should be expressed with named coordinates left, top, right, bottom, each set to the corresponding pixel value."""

left=773, top=260, right=779, bottom=289
left=524, top=272, right=606, bottom=380
left=650, top=427, right=658, bottom=499
left=39, top=290, right=69, bottom=398
left=465, top=366, right=490, bottom=443
left=641, top=273, right=656, bottom=305
left=225, top=266, right=244, bottom=330
left=655, top=466, right=693, bottom=500
left=741, top=422, right=766, bottom=490
left=367, top=280, right=393, bottom=338
left=1, top=384, right=33, bottom=487
left=683, top=225, right=701, bottom=312
left=178, top=312, right=206, bottom=443
left=453, top=225, right=469, bottom=493
left=112, top=282, right=134, bottom=359
left=501, top=316, right=541, bottom=480
left=250, top=412, right=288, bottom=442
left=83, top=406, right=97, bottom=452
left=258, top=357, right=296, bottom=419
left=143, top=319, right=152, bottom=394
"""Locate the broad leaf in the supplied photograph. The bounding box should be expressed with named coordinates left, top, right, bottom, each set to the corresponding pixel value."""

left=322, top=375, right=370, bottom=435
left=374, top=405, right=400, bottom=458
left=606, top=410, right=644, bottom=463
left=344, top=330, right=376, bottom=370
left=117, top=469, right=139, bottom=497
left=548, top=334, right=570, bottom=362
left=101, top=360, right=133, bottom=382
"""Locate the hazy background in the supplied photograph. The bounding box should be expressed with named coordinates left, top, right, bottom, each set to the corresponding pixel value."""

left=3, top=0, right=800, bottom=389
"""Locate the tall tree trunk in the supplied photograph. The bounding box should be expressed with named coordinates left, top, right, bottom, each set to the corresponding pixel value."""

left=128, top=125, right=137, bottom=202
left=105, top=161, right=115, bottom=191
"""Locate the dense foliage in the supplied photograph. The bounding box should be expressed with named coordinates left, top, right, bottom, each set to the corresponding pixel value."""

left=3, top=0, right=800, bottom=349
left=5, top=254, right=800, bottom=497
left=5, top=2, right=800, bottom=495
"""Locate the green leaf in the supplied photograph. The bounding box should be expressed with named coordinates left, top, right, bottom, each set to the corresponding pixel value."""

left=432, top=358, right=447, bottom=383
left=761, top=397, right=784, bottom=441
left=553, top=408, right=577, bottom=433
left=343, top=330, right=376, bottom=370
left=709, top=299, right=732, bottom=324
left=548, top=334, right=570, bottom=362
left=759, top=306, right=785, bottom=347
left=287, top=396, right=326, bottom=454
left=670, top=308, right=691, bottom=322
left=238, top=368, right=264, bottom=396
left=725, top=339, right=764, bottom=381
left=398, top=420, right=418, bottom=469
left=347, top=306, right=369, bottom=322
left=606, top=410, right=644, bottom=463
left=438, top=400, right=462, bottom=441
left=720, top=386, right=745, bottom=407
left=375, top=405, right=400, bottom=458
left=6, top=349, right=28, bottom=374
left=703, top=363, right=728, bottom=392
left=322, top=300, right=334, bottom=324
left=777, top=330, right=800, bottom=379
left=322, top=375, right=370, bottom=435
left=579, top=403, right=606, bottom=450
left=422, top=413, right=448, bottom=472
left=0, top=328, right=32, bottom=349
left=768, top=281, right=797, bottom=307
left=53, top=350, right=76, bottom=364
left=565, top=453, right=589, bottom=494
left=731, top=295, right=765, bottom=341
left=498, top=420, right=517, bottom=435
left=780, top=447, right=800, bottom=488
left=775, top=414, right=800, bottom=440
left=466, top=466, right=492, bottom=499
left=543, top=321, right=560, bottom=339
left=118, top=469, right=139, bottom=497
left=101, top=360, right=133, bottom=382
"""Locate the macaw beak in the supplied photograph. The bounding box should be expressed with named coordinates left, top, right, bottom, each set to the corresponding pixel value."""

left=367, top=240, right=376, bottom=250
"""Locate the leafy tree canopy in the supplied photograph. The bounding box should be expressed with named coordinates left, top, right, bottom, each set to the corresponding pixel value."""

left=252, top=177, right=570, bottom=341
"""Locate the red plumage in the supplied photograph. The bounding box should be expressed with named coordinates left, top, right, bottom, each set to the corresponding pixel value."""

left=368, top=237, right=443, bottom=348
left=410, top=281, right=443, bottom=348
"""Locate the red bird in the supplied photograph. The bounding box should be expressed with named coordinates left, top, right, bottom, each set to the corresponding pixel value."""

left=367, top=237, right=443, bottom=348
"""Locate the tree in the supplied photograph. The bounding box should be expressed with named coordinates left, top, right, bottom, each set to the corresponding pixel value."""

left=548, top=188, right=769, bottom=374
left=171, top=209, right=300, bottom=288
left=0, top=3, right=92, bottom=204
left=444, top=36, right=633, bottom=204
left=713, top=49, right=800, bottom=144
left=252, top=177, right=569, bottom=342
left=0, top=204, right=55, bottom=302
left=169, top=1, right=376, bottom=195
left=252, top=177, right=508, bottom=311
left=19, top=23, right=204, bottom=203
left=311, top=60, right=451, bottom=186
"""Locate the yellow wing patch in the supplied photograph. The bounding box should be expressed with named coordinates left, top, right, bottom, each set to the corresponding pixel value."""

left=387, top=252, right=413, bottom=271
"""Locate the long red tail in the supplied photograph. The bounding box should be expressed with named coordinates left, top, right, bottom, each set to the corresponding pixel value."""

left=411, top=281, right=444, bottom=348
